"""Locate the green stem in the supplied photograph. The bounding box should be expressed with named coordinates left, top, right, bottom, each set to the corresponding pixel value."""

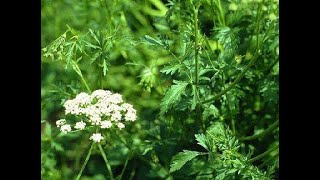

left=240, top=120, right=279, bottom=141
left=194, top=6, right=199, bottom=86
left=76, top=142, right=95, bottom=180
left=118, top=156, right=129, bottom=180
left=223, top=73, right=236, bottom=135
left=98, top=143, right=114, bottom=180
left=193, top=4, right=204, bottom=131
left=231, top=119, right=236, bottom=135
left=216, top=0, right=225, bottom=26
left=201, top=50, right=259, bottom=104
left=201, top=3, right=264, bottom=105
left=72, top=61, right=92, bottom=93
left=258, top=150, right=279, bottom=168
left=113, top=131, right=174, bottom=180
left=80, top=75, right=92, bottom=93
left=249, top=144, right=279, bottom=163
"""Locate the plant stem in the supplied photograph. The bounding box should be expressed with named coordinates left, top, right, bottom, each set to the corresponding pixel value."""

left=201, top=3, right=264, bottom=105
left=98, top=143, right=114, bottom=180
left=113, top=131, right=174, bottom=179
left=76, top=142, right=95, bottom=180
left=249, top=144, right=279, bottom=163
left=118, top=156, right=129, bottom=180
left=201, top=50, right=259, bottom=104
left=194, top=6, right=199, bottom=86
left=72, top=61, right=92, bottom=93
left=80, top=74, right=92, bottom=93
left=193, top=4, right=204, bottom=131
left=240, top=120, right=279, bottom=141
left=231, top=119, right=236, bottom=135
left=216, top=0, right=225, bottom=26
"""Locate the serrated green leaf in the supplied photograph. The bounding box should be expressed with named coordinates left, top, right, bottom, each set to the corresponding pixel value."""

left=143, top=35, right=163, bottom=46
left=170, top=150, right=200, bottom=173
left=160, top=81, right=188, bottom=114
left=160, top=64, right=181, bottom=75
left=195, top=134, right=209, bottom=151
left=202, top=104, right=220, bottom=120
left=227, top=169, right=238, bottom=174
left=89, top=29, right=100, bottom=45
left=84, top=40, right=101, bottom=49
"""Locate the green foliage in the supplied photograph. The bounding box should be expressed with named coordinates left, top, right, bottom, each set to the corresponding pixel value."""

left=170, top=122, right=276, bottom=179
left=215, top=26, right=240, bottom=62
left=170, top=150, right=201, bottom=173
left=160, top=81, right=189, bottom=115
left=42, top=0, right=278, bottom=179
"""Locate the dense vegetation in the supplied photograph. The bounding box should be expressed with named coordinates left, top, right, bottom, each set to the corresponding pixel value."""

left=41, top=0, right=279, bottom=179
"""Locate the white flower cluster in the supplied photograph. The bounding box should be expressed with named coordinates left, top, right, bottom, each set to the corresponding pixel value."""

left=56, top=89, right=137, bottom=142
left=89, top=133, right=104, bottom=143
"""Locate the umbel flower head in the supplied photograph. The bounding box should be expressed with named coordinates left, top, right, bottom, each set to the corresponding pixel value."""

left=56, top=89, right=137, bottom=142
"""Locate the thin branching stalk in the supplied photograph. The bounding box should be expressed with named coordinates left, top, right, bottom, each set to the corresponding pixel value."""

left=194, top=6, right=200, bottom=86
left=98, top=143, right=114, bottom=180
left=72, top=61, right=92, bottom=93
left=118, top=156, right=129, bottom=180
left=201, top=2, right=264, bottom=105
left=192, top=3, right=205, bottom=131
left=249, top=144, right=279, bottom=163
left=240, top=120, right=279, bottom=141
left=76, top=142, right=95, bottom=180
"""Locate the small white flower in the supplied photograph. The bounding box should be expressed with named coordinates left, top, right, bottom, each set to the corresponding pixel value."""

left=91, top=90, right=108, bottom=99
left=101, top=121, right=112, bottom=129
left=56, top=119, right=66, bottom=127
left=109, top=93, right=123, bottom=104
left=75, top=92, right=91, bottom=105
left=117, top=122, right=125, bottom=129
left=89, top=133, right=104, bottom=142
left=64, top=100, right=77, bottom=114
left=125, top=110, right=137, bottom=121
left=60, top=124, right=71, bottom=133
left=74, top=121, right=86, bottom=130
left=89, top=114, right=102, bottom=125
left=60, top=89, right=137, bottom=137
left=121, top=103, right=133, bottom=111
left=111, top=110, right=122, bottom=121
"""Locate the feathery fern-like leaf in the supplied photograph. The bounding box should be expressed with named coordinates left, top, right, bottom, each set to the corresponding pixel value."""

left=170, top=150, right=200, bottom=173
left=160, top=81, right=188, bottom=114
left=195, top=133, right=209, bottom=151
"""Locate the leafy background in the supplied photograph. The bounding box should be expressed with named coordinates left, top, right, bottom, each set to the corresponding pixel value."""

left=41, top=0, right=278, bottom=179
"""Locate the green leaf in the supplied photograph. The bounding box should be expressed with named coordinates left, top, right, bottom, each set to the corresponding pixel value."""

left=195, top=134, right=209, bottom=151
left=142, top=147, right=153, bottom=155
left=84, top=40, right=101, bottom=49
left=170, top=150, right=200, bottom=173
left=143, top=35, right=163, bottom=46
left=160, top=81, right=188, bottom=115
left=89, top=29, right=101, bottom=45
left=160, top=64, right=181, bottom=75
left=227, top=169, right=238, bottom=174
left=139, top=67, right=157, bottom=92
left=51, top=141, right=64, bottom=152
left=202, top=104, right=220, bottom=120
